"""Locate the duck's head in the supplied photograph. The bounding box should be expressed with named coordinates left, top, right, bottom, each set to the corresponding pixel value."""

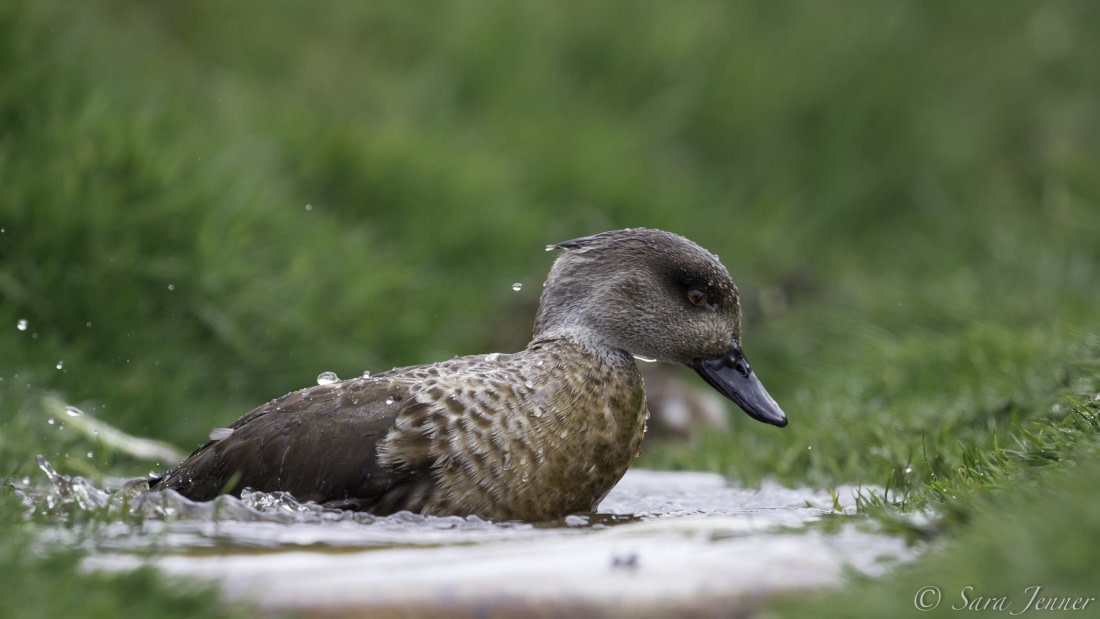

left=535, top=228, right=787, bottom=428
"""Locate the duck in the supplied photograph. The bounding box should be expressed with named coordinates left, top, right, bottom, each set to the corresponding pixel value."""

left=151, top=228, right=787, bottom=521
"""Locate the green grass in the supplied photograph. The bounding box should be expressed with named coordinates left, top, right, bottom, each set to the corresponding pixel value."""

left=771, top=395, right=1100, bottom=618
left=1, top=0, right=1099, bottom=616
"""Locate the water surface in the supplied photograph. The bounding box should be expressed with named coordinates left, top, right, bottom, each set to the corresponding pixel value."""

left=25, top=460, right=916, bottom=615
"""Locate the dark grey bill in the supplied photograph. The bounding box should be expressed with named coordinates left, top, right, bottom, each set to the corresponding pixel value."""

left=691, top=343, right=788, bottom=427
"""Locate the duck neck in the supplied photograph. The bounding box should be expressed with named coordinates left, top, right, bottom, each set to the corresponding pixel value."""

left=528, top=327, right=638, bottom=370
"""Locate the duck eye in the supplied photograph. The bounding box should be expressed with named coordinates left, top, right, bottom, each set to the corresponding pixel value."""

left=687, top=288, right=708, bottom=307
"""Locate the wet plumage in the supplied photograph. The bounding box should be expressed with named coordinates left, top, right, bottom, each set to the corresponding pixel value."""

left=152, top=228, right=786, bottom=521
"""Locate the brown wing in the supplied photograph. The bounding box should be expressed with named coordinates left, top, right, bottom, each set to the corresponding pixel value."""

left=152, top=376, right=435, bottom=512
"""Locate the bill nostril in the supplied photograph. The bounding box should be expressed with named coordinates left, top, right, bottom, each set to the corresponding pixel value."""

left=734, top=356, right=751, bottom=378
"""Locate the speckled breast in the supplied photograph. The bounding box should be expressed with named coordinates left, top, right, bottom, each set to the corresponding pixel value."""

left=377, top=339, right=649, bottom=521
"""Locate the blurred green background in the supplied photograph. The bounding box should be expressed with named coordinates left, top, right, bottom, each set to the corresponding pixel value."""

left=2, top=1, right=1099, bottom=617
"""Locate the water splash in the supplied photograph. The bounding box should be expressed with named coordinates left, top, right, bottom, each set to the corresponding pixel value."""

left=316, top=371, right=339, bottom=386
left=21, top=460, right=886, bottom=529
left=31, top=455, right=111, bottom=513
left=18, top=455, right=543, bottom=535
left=17, top=319, right=28, bottom=331
left=511, top=282, right=523, bottom=291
